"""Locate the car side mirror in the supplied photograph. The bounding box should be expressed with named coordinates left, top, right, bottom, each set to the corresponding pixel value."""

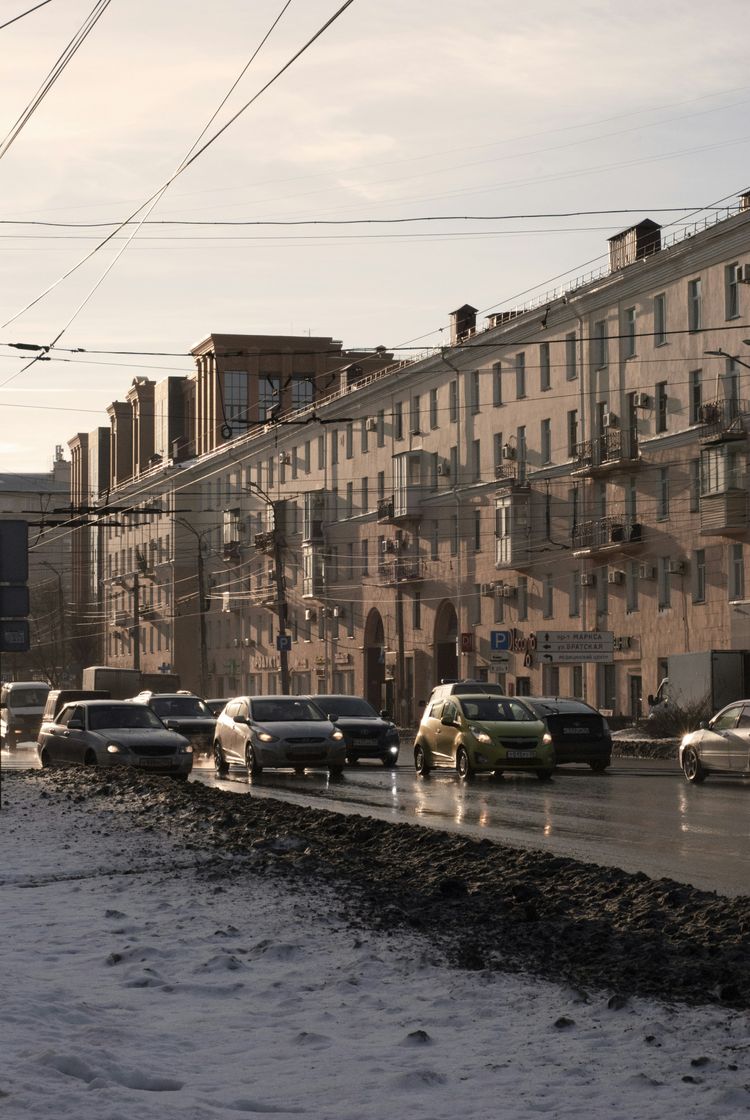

left=327, top=713, right=339, bottom=722
left=380, top=710, right=390, bottom=720
left=647, top=694, right=655, bottom=706
left=441, top=715, right=455, bottom=727
left=234, top=715, right=248, bottom=725
left=699, top=721, right=707, bottom=730
left=165, top=719, right=177, bottom=730
left=68, top=719, right=84, bottom=730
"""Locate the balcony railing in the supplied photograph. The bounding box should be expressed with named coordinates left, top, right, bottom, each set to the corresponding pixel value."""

left=377, top=557, right=426, bottom=584
left=376, top=496, right=395, bottom=522
left=699, top=399, right=749, bottom=443
left=573, top=429, right=637, bottom=473
left=572, top=515, right=643, bottom=554
left=494, top=461, right=526, bottom=485
left=254, top=531, right=275, bottom=553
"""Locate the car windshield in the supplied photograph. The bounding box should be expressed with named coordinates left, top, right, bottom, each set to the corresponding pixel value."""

left=252, top=699, right=325, bottom=723
left=150, top=697, right=212, bottom=718
left=9, top=687, right=49, bottom=707
left=450, top=683, right=506, bottom=696
left=315, top=697, right=378, bottom=718
left=458, top=698, right=536, bottom=722
left=526, top=699, right=597, bottom=717
left=88, top=705, right=165, bottom=731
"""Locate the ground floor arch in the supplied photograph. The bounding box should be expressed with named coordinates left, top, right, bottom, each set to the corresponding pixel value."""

left=434, top=600, right=458, bottom=683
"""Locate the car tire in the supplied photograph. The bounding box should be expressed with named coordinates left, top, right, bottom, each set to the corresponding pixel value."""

left=492, top=769, right=504, bottom=779
left=414, top=743, right=431, bottom=776
left=456, top=747, right=474, bottom=780
left=536, top=769, right=554, bottom=781
left=328, top=765, right=344, bottom=779
left=172, top=773, right=190, bottom=781
left=39, top=746, right=52, bottom=769
left=245, top=744, right=263, bottom=777
left=682, top=747, right=706, bottom=784
left=84, top=750, right=97, bottom=767
left=213, top=741, right=229, bottom=776
left=589, top=759, right=610, bottom=773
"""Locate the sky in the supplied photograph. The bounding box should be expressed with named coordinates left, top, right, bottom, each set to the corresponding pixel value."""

left=4, top=772, right=750, bottom=1119
left=1, top=0, right=750, bottom=472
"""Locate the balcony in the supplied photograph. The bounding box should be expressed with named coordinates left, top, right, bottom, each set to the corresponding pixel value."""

left=377, top=557, right=426, bottom=585
left=572, top=429, right=638, bottom=476
left=699, top=399, right=749, bottom=444
left=113, top=610, right=129, bottom=628
left=699, top=489, right=749, bottom=536
left=572, top=515, right=643, bottom=556
left=494, top=461, right=528, bottom=487
left=377, top=496, right=395, bottom=522
left=254, top=531, right=275, bottom=553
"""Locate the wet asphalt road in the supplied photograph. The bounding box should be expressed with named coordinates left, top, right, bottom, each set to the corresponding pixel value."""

left=4, top=745, right=749, bottom=897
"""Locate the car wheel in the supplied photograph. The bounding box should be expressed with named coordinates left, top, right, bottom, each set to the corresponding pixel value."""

left=456, top=747, right=474, bottom=780
left=682, top=747, right=706, bottom=784
left=589, top=759, right=610, bottom=773
left=294, top=766, right=305, bottom=775
left=245, top=744, right=263, bottom=777
left=172, top=773, right=190, bottom=781
left=536, top=769, right=554, bottom=781
left=39, top=746, right=52, bottom=769
left=328, top=765, right=344, bottom=779
left=213, top=741, right=229, bottom=776
left=414, top=743, right=432, bottom=776
left=492, top=769, right=504, bottom=779
left=84, top=750, right=97, bottom=767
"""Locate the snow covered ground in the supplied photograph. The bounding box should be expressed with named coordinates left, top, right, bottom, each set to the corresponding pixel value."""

left=1, top=775, right=749, bottom=1119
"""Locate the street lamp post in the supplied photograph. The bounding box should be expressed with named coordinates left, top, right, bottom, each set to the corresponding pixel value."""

left=173, top=518, right=210, bottom=699
left=246, top=482, right=291, bottom=695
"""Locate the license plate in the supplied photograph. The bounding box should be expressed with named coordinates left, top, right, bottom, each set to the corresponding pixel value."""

left=507, top=750, right=534, bottom=759
left=356, top=738, right=378, bottom=746
left=563, top=727, right=589, bottom=736
left=139, top=757, right=174, bottom=768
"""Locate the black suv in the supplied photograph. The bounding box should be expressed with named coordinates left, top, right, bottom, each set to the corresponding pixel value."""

left=521, top=697, right=612, bottom=771
left=311, top=695, right=400, bottom=766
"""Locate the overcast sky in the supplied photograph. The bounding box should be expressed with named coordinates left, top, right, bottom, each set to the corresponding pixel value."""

left=2, top=0, right=749, bottom=472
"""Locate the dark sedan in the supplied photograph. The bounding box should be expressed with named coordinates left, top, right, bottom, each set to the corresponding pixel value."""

left=311, top=695, right=400, bottom=766
left=521, top=697, right=612, bottom=772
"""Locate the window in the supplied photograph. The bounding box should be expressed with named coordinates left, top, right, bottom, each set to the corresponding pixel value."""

left=730, top=543, right=745, bottom=601
left=623, top=307, right=636, bottom=358
left=258, top=376, right=280, bottom=421
left=542, top=573, right=553, bottom=618
left=492, top=363, right=503, bottom=406
left=469, top=370, right=480, bottom=414
left=726, top=264, right=740, bottom=320
left=655, top=381, right=668, bottom=432
left=361, top=476, right=368, bottom=513
left=429, top=387, right=439, bottom=429
left=516, top=425, right=527, bottom=484
left=346, top=542, right=354, bottom=579
left=471, top=584, right=482, bottom=625
left=449, top=380, right=458, bottom=422
left=515, top=352, right=526, bottom=399
left=540, top=342, right=551, bottom=391
left=430, top=451, right=439, bottom=490
left=567, top=410, right=579, bottom=457
left=317, top=435, right=325, bottom=469
left=361, top=539, right=369, bottom=576
left=542, top=664, right=560, bottom=695
left=654, top=294, right=667, bottom=346
left=345, top=481, right=353, bottom=518
left=657, top=467, right=669, bottom=520
left=493, top=433, right=503, bottom=477
left=565, top=332, right=577, bottom=379
left=690, top=370, right=702, bottom=424
left=410, top=394, right=421, bottom=434
left=689, top=458, right=700, bottom=511
left=569, top=570, right=580, bottom=617
left=377, top=410, right=385, bottom=447
left=360, top=419, right=369, bottom=454
left=693, top=549, right=706, bottom=603
left=688, top=278, right=702, bottom=332
left=494, top=586, right=504, bottom=624
left=450, top=514, right=459, bottom=557
left=413, top=591, right=422, bottom=630
left=431, top=521, right=439, bottom=561
left=626, top=560, right=639, bottom=613
left=291, top=377, right=314, bottom=410
left=593, top=320, right=608, bottom=368
left=571, top=665, right=583, bottom=698
left=473, top=508, right=481, bottom=552
left=541, top=418, right=551, bottom=465
left=224, top=371, right=249, bottom=434
left=377, top=470, right=385, bottom=500
left=345, top=423, right=353, bottom=459
left=472, top=438, right=481, bottom=481
left=331, top=430, right=338, bottom=466
left=657, top=557, right=671, bottom=610
left=517, top=576, right=528, bottom=620
left=449, top=444, right=458, bottom=481
left=495, top=497, right=511, bottom=565
left=702, top=443, right=741, bottom=494
left=596, top=566, right=608, bottom=616
left=394, top=401, right=403, bottom=441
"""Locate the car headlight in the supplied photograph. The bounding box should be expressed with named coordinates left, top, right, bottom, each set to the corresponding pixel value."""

left=389, top=744, right=399, bottom=754
left=107, top=743, right=123, bottom=754
left=178, top=744, right=193, bottom=754
left=256, top=731, right=278, bottom=743
left=331, top=729, right=345, bottom=741
left=543, top=732, right=552, bottom=745
left=469, top=726, right=492, bottom=744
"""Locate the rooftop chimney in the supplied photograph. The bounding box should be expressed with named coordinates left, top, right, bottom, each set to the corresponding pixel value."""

left=449, top=304, right=478, bottom=345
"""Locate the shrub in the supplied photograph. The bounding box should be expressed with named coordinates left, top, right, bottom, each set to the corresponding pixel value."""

left=645, top=696, right=712, bottom=738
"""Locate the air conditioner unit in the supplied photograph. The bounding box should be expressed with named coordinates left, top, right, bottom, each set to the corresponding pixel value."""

left=667, top=559, right=686, bottom=575
left=332, top=605, right=342, bottom=618
left=480, top=582, right=496, bottom=596
left=580, top=572, right=595, bottom=587
left=639, top=564, right=657, bottom=580
left=501, top=584, right=517, bottom=598
left=613, top=636, right=633, bottom=652
left=381, top=539, right=396, bottom=553
left=607, top=569, right=625, bottom=585
left=502, top=443, right=517, bottom=460
left=437, top=461, right=450, bottom=476
left=365, top=417, right=378, bottom=432
left=304, top=608, right=316, bottom=621
left=278, top=452, right=291, bottom=465
left=222, top=592, right=232, bottom=612
left=602, top=411, right=618, bottom=429
left=737, top=263, right=750, bottom=283
left=633, top=392, right=651, bottom=408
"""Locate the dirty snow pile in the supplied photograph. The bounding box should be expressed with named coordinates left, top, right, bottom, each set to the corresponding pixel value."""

left=1, top=775, right=749, bottom=1120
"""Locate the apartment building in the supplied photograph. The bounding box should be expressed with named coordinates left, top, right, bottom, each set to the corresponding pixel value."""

left=67, top=194, right=750, bottom=723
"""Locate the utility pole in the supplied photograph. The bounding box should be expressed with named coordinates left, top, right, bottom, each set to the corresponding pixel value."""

left=272, top=499, right=290, bottom=695
left=132, top=569, right=140, bottom=672
left=395, top=572, right=405, bottom=724
left=195, top=533, right=209, bottom=697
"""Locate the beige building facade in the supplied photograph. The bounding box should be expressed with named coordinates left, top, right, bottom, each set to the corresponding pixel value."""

left=67, top=196, right=750, bottom=722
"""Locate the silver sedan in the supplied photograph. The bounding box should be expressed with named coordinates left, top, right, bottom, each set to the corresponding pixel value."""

left=213, top=695, right=347, bottom=777
left=679, top=700, right=750, bottom=783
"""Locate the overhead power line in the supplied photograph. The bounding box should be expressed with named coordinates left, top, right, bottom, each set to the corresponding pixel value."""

left=0, top=0, right=53, bottom=32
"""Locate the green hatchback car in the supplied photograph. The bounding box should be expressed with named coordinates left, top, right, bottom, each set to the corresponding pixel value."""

left=414, top=694, right=555, bottom=780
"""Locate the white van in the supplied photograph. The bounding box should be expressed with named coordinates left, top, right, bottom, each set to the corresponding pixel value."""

left=0, top=681, right=51, bottom=750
